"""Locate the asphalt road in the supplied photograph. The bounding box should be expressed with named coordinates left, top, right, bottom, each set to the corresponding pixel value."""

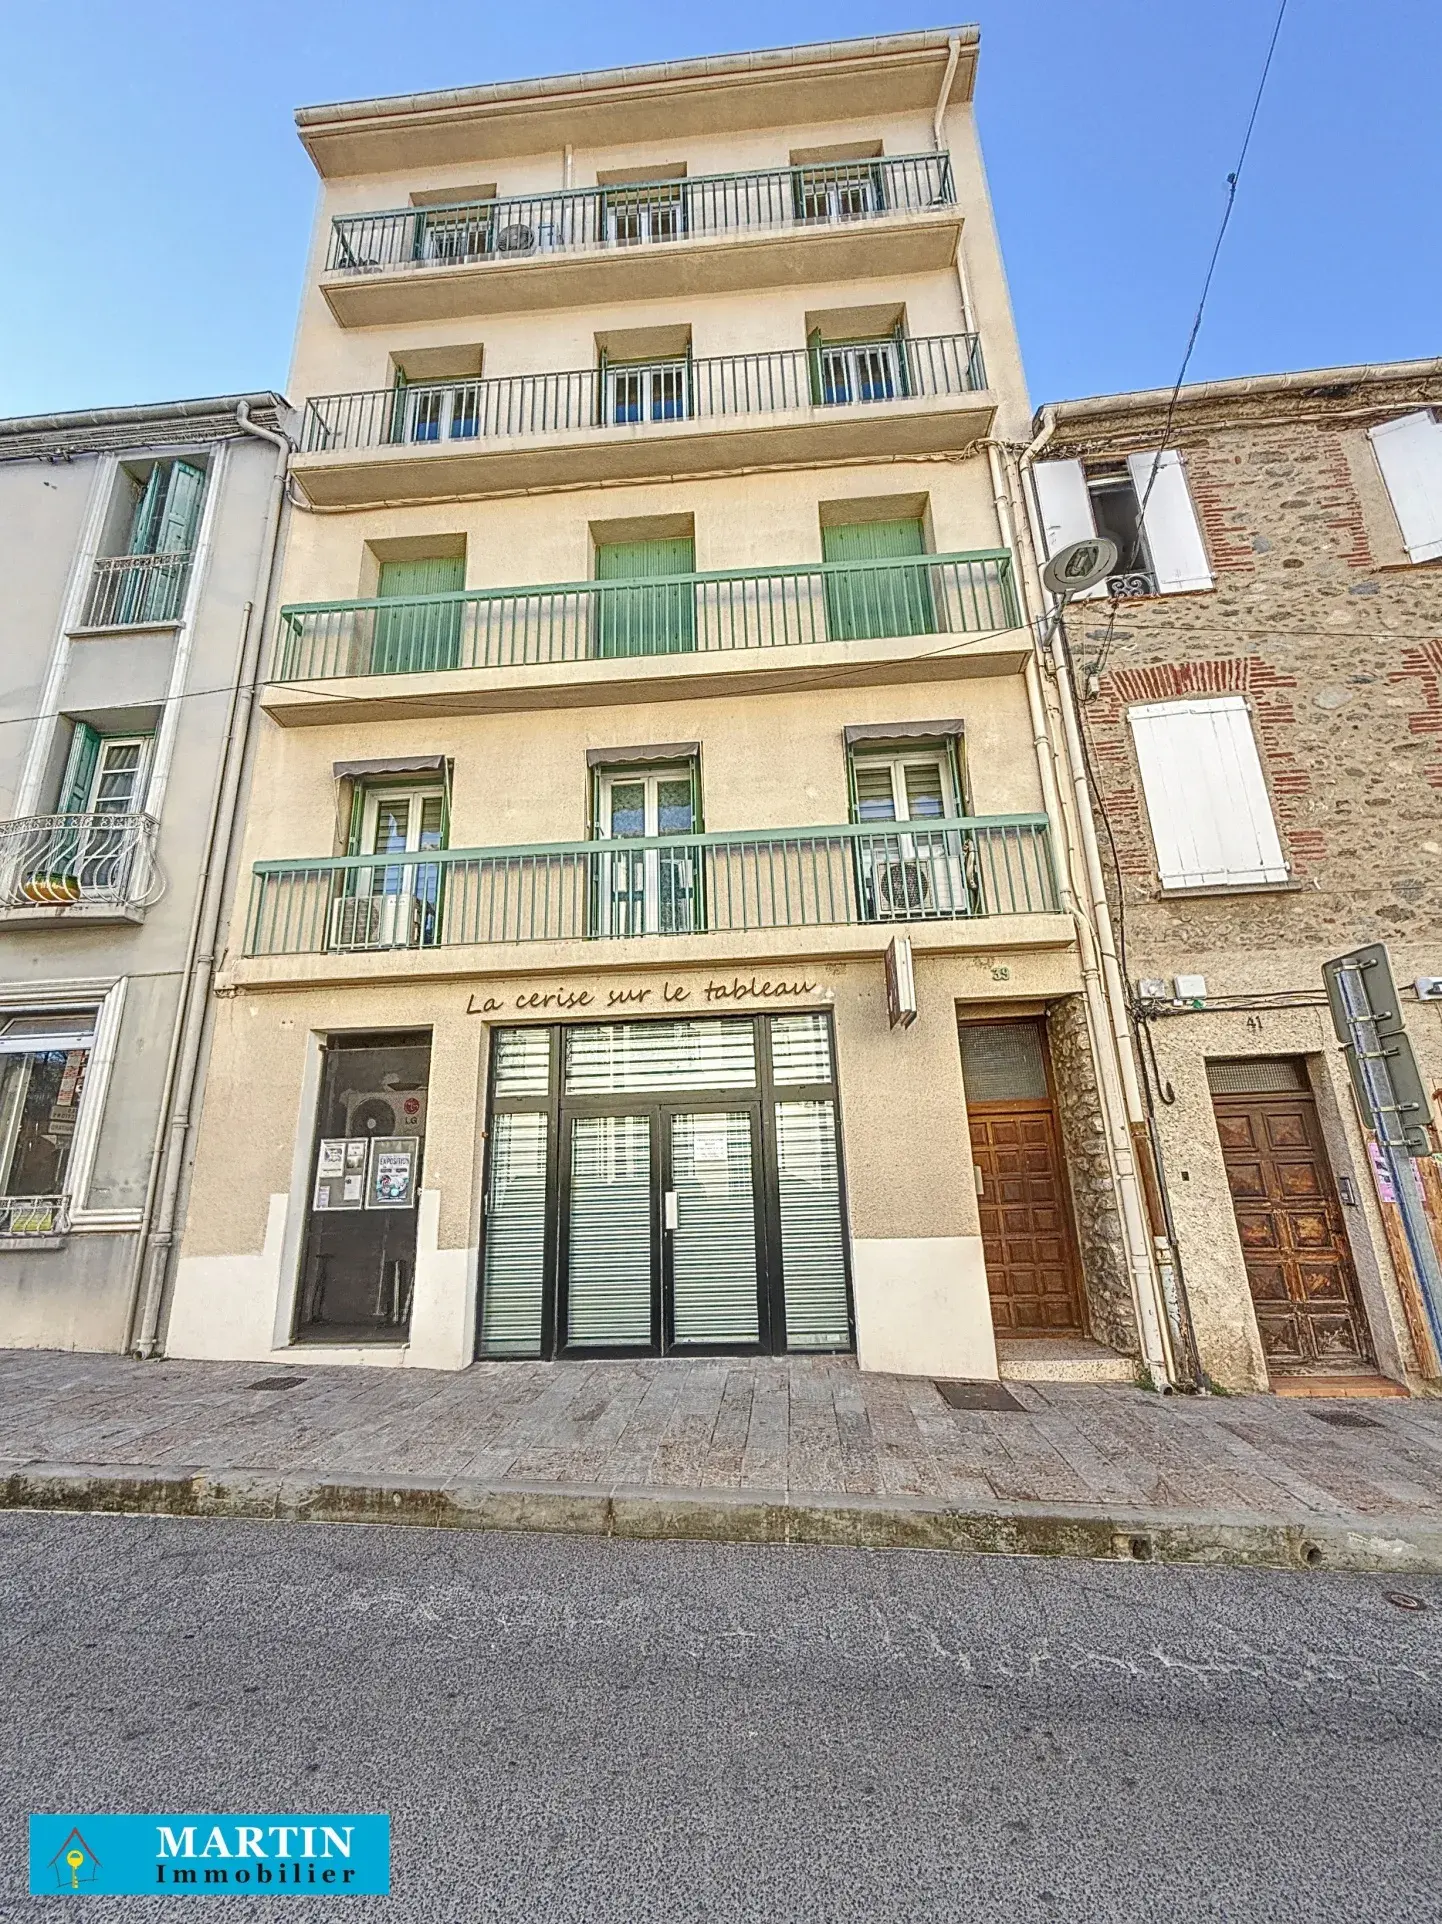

left=3, top=1514, right=1440, bottom=1923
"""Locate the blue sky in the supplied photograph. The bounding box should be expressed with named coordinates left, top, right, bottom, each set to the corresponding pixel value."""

left=0, top=0, right=1435, bottom=418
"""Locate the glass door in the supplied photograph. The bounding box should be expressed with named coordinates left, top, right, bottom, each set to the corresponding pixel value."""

left=605, top=360, right=689, bottom=425
left=403, top=383, right=483, bottom=443
left=334, top=786, right=445, bottom=951
left=819, top=341, right=899, bottom=406
left=595, top=762, right=698, bottom=937
left=851, top=747, right=970, bottom=919
left=562, top=1112, right=657, bottom=1348
left=667, top=1106, right=764, bottom=1347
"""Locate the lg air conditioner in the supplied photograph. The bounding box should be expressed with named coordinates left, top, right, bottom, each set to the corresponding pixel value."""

left=341, top=1081, right=428, bottom=1142
left=866, top=837, right=972, bottom=922
left=329, top=892, right=422, bottom=953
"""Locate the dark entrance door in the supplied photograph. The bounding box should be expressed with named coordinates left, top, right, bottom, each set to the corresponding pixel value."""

left=1209, top=1059, right=1374, bottom=1373
left=961, top=1018, right=1086, bottom=1335
left=478, top=1014, right=854, bottom=1360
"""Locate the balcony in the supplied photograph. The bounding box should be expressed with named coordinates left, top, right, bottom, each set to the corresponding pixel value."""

left=0, top=814, right=160, bottom=925
left=77, top=553, right=191, bottom=631
left=0, top=1195, right=69, bottom=1249
left=320, top=154, right=961, bottom=325
left=243, top=816, right=1062, bottom=980
left=264, top=551, right=1025, bottom=724
left=292, top=333, right=991, bottom=506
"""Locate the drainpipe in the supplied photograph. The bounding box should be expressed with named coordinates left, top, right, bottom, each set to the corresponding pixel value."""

left=933, top=36, right=962, bottom=151
left=127, top=400, right=291, bottom=1356
left=984, top=434, right=1174, bottom=1386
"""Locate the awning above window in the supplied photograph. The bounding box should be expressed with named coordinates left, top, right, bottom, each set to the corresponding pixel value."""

left=332, top=755, right=447, bottom=781
left=586, top=742, right=700, bottom=769
left=842, top=721, right=964, bottom=746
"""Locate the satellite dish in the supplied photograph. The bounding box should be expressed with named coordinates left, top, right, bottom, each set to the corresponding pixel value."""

left=1042, top=537, right=1119, bottom=600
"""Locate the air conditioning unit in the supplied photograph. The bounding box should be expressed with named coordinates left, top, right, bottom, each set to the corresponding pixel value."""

left=494, top=223, right=537, bottom=255
left=342, top=1082, right=428, bottom=1141
left=329, top=892, right=422, bottom=953
left=868, top=843, right=971, bottom=921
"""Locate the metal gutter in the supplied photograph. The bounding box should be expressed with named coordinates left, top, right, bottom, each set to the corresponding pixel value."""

left=1035, top=356, right=1442, bottom=432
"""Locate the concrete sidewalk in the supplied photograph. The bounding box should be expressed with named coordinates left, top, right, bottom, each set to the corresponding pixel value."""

left=5, top=1349, right=1442, bottom=1573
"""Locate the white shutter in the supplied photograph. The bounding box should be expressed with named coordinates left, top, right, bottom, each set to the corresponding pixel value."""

left=1128, top=696, right=1288, bottom=888
left=1031, top=458, right=1097, bottom=556
left=1127, top=449, right=1213, bottom=593
left=1030, top=458, right=1107, bottom=599
left=1369, top=411, right=1442, bottom=563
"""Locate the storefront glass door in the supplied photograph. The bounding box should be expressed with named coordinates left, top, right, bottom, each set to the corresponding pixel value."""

left=479, top=1014, right=851, bottom=1359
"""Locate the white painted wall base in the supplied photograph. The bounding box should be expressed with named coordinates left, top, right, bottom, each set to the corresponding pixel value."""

left=851, top=1235, right=999, bottom=1380
left=166, top=1189, right=475, bottom=1371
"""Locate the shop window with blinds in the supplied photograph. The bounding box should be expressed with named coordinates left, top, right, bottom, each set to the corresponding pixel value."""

left=478, top=1013, right=852, bottom=1359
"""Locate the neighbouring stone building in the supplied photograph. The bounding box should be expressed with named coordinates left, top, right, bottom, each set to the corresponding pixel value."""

left=161, top=28, right=1175, bottom=1386
left=1026, top=358, right=1442, bottom=1393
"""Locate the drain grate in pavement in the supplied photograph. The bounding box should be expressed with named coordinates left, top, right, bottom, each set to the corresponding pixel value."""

left=247, top=1375, right=306, bottom=1391
left=935, top=1380, right=1024, bottom=1412
left=1311, top=1408, right=1382, bottom=1430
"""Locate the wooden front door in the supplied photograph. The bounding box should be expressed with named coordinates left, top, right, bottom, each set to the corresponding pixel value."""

left=961, top=1021, right=1086, bottom=1335
left=1210, top=1064, right=1373, bottom=1373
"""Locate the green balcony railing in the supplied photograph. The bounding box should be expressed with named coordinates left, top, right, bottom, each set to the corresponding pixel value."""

left=327, top=153, right=955, bottom=276
left=272, top=550, right=1019, bottom=684
left=245, top=817, right=1058, bottom=959
left=299, top=333, right=987, bottom=455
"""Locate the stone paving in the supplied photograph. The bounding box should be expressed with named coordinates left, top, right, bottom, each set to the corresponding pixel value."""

left=4, top=1347, right=1442, bottom=1525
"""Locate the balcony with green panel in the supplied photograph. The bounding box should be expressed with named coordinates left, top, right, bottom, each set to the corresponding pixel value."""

left=320, top=154, right=962, bottom=327
left=291, top=332, right=995, bottom=507
left=261, top=546, right=1028, bottom=724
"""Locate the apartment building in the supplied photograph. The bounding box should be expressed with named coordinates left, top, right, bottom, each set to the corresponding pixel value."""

left=0, top=393, right=289, bottom=1352
left=164, top=30, right=1165, bottom=1383
left=1026, top=357, right=1442, bottom=1393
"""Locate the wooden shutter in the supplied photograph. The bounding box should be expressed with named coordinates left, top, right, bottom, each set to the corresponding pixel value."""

left=821, top=519, right=931, bottom=640
left=1031, top=458, right=1097, bottom=556
left=1126, top=450, right=1213, bottom=592
left=1368, top=411, right=1442, bottom=563
left=594, top=538, right=695, bottom=658
left=1128, top=696, right=1288, bottom=888
left=377, top=556, right=465, bottom=598
left=125, top=465, right=165, bottom=554
left=375, top=556, right=466, bottom=675
left=153, top=462, right=206, bottom=553
left=58, top=723, right=101, bottom=815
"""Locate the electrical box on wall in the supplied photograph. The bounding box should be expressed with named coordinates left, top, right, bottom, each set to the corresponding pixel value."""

left=1172, top=974, right=1207, bottom=1003
left=1416, top=977, right=1442, bottom=1001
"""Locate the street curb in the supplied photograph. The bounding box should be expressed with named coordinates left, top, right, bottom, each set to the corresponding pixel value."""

left=5, top=1458, right=1442, bottom=1573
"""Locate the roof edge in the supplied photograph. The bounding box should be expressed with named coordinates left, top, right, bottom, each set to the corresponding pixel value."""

left=295, top=27, right=979, bottom=132
left=1035, top=356, right=1442, bottom=433
left=0, top=391, right=291, bottom=442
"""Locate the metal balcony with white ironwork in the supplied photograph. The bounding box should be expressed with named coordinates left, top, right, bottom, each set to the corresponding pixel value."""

left=0, top=813, right=160, bottom=923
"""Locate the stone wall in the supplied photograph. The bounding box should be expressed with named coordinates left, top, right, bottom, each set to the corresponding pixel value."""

left=1046, top=993, right=1139, bottom=1356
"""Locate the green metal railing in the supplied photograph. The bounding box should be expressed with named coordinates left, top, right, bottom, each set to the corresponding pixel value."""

left=272, top=550, right=1019, bottom=684
left=299, top=333, right=987, bottom=455
left=328, top=153, right=955, bottom=275
left=245, top=817, right=1058, bottom=958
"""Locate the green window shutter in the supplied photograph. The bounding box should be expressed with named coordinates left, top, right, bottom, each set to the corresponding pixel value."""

left=373, top=555, right=466, bottom=675
left=892, top=320, right=911, bottom=397
left=594, top=537, right=695, bottom=658
left=154, top=462, right=206, bottom=554
left=806, top=328, right=824, bottom=406
left=821, top=518, right=933, bottom=641
left=126, top=467, right=165, bottom=555
left=58, top=723, right=101, bottom=815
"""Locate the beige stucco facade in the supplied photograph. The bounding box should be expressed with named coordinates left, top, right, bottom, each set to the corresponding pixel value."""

left=167, top=30, right=1154, bottom=1382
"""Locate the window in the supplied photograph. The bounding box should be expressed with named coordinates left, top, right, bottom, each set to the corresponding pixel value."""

left=847, top=739, right=972, bottom=919
left=414, top=200, right=494, bottom=263
left=1129, top=696, right=1288, bottom=889
left=11, top=728, right=157, bottom=907
left=85, top=458, right=206, bottom=626
left=604, top=186, right=684, bottom=246
left=814, top=337, right=901, bottom=407
left=332, top=780, right=447, bottom=952
left=593, top=759, right=699, bottom=937
left=401, top=382, right=482, bottom=443
left=1032, top=451, right=1212, bottom=597
left=822, top=518, right=934, bottom=640
left=1368, top=411, right=1442, bottom=563
left=593, top=536, right=696, bottom=658
left=371, top=554, right=465, bottom=675
left=605, top=359, right=689, bottom=425
left=0, top=1010, right=96, bottom=1232
left=793, top=162, right=880, bottom=223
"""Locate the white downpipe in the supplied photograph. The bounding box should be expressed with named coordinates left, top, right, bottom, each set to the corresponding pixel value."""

left=128, top=401, right=291, bottom=1356
left=986, top=436, right=1173, bottom=1386
left=933, top=36, right=961, bottom=150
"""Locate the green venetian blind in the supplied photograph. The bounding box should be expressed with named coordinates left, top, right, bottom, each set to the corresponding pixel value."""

left=822, top=518, right=934, bottom=641
left=373, top=555, right=465, bottom=675
left=594, top=537, right=696, bottom=658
